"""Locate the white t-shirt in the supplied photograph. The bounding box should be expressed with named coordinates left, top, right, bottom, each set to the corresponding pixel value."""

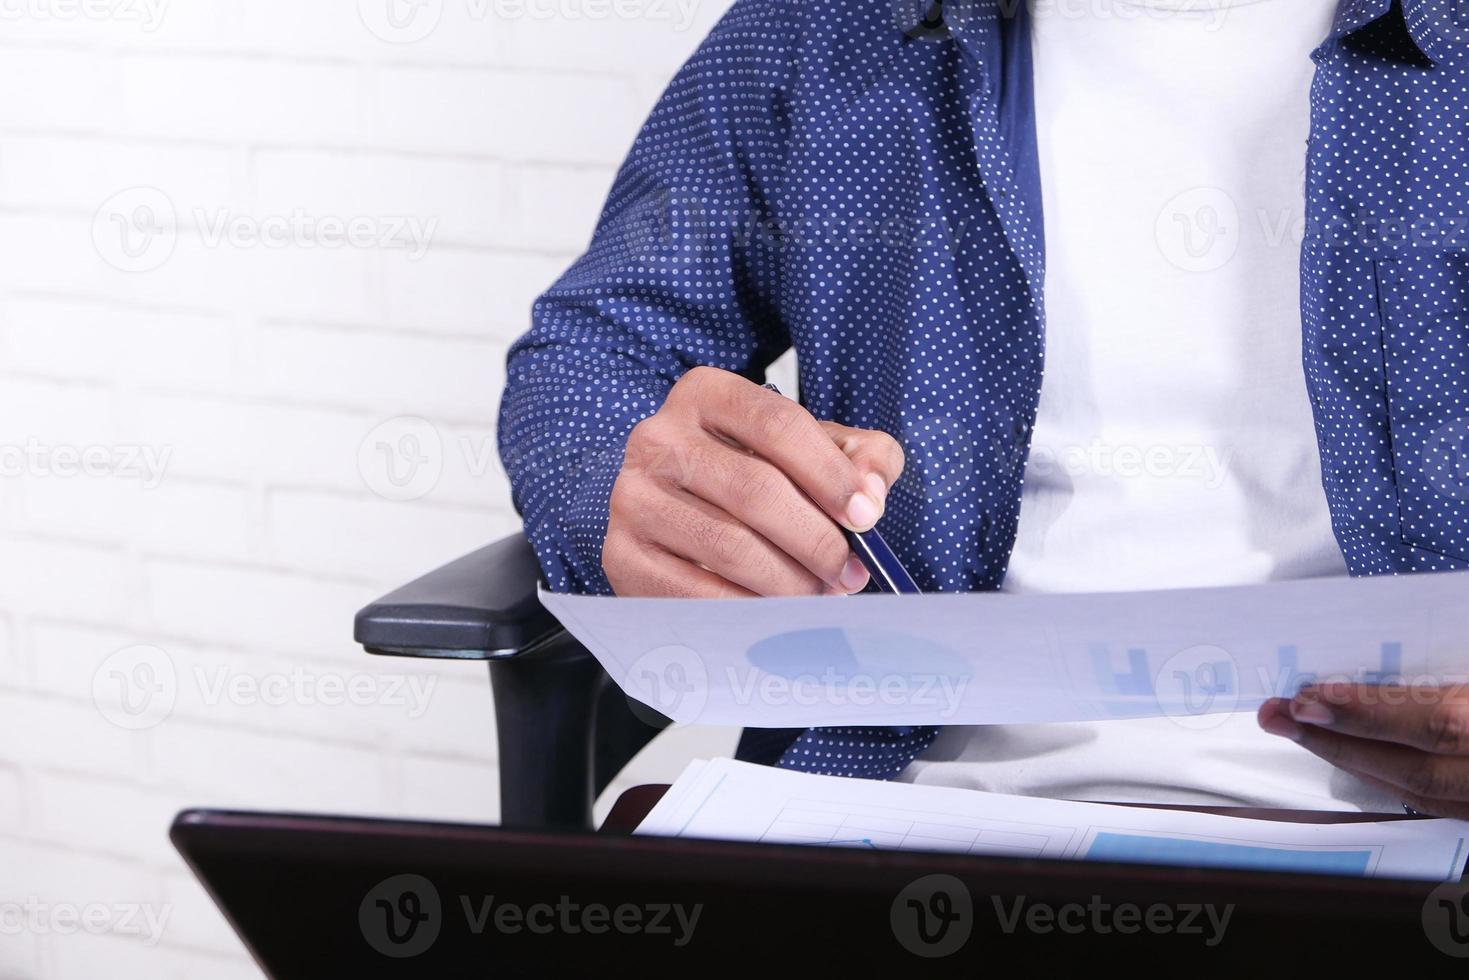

left=900, top=0, right=1400, bottom=811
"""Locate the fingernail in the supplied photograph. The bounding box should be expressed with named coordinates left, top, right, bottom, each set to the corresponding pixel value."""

left=1291, top=697, right=1334, bottom=726
left=845, top=492, right=882, bottom=531
left=839, top=554, right=869, bottom=593
left=863, top=471, right=887, bottom=503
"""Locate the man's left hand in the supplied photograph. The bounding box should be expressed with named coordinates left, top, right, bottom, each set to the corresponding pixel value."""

left=1259, top=683, right=1469, bottom=817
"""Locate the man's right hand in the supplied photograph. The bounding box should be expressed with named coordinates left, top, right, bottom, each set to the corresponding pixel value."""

left=603, top=366, right=905, bottom=598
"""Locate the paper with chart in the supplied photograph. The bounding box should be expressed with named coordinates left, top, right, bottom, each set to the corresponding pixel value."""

left=637, top=759, right=1469, bottom=881
left=540, top=570, right=1469, bottom=726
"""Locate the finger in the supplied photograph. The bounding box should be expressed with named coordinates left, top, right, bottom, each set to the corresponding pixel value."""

left=1261, top=702, right=1469, bottom=802
left=1336, top=768, right=1469, bottom=819
left=1258, top=697, right=1303, bottom=741
left=670, top=434, right=869, bottom=593
left=1287, top=683, right=1469, bottom=755
left=621, top=417, right=867, bottom=591
left=819, top=421, right=905, bottom=499
left=695, top=376, right=882, bottom=531
left=603, top=531, right=758, bottom=599
left=643, top=486, right=833, bottom=597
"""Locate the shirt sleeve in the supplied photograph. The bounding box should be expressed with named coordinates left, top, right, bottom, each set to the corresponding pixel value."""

left=497, top=0, right=798, bottom=595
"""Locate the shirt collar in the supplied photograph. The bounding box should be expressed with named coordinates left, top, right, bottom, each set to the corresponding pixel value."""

left=894, top=0, right=1456, bottom=68
left=1332, top=0, right=1458, bottom=67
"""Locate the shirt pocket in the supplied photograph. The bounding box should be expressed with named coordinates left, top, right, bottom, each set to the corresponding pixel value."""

left=1376, top=248, right=1469, bottom=561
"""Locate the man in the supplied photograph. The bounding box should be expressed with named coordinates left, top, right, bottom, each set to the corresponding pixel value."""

left=498, top=0, right=1469, bottom=815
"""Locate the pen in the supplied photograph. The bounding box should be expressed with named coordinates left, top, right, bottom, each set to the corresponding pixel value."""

left=761, top=383, right=921, bottom=594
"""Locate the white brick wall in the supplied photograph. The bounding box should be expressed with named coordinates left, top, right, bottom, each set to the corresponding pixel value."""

left=0, top=3, right=740, bottom=976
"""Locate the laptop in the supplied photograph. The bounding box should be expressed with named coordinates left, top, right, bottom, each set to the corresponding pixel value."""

left=172, top=807, right=1469, bottom=977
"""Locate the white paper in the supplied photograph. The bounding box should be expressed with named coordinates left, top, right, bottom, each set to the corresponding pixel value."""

left=636, top=759, right=1469, bottom=881
left=540, top=571, right=1469, bottom=726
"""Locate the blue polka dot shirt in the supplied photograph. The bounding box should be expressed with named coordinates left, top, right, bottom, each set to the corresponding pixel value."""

left=499, top=0, right=1469, bottom=777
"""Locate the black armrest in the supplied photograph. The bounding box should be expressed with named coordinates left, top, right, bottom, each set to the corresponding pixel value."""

left=354, top=533, right=562, bottom=660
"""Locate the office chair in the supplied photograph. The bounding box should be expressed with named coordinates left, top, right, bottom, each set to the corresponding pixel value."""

left=353, top=533, right=669, bottom=830
left=356, top=529, right=810, bottom=830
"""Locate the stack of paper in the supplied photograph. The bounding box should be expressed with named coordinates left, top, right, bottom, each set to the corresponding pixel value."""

left=636, top=759, right=1469, bottom=881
